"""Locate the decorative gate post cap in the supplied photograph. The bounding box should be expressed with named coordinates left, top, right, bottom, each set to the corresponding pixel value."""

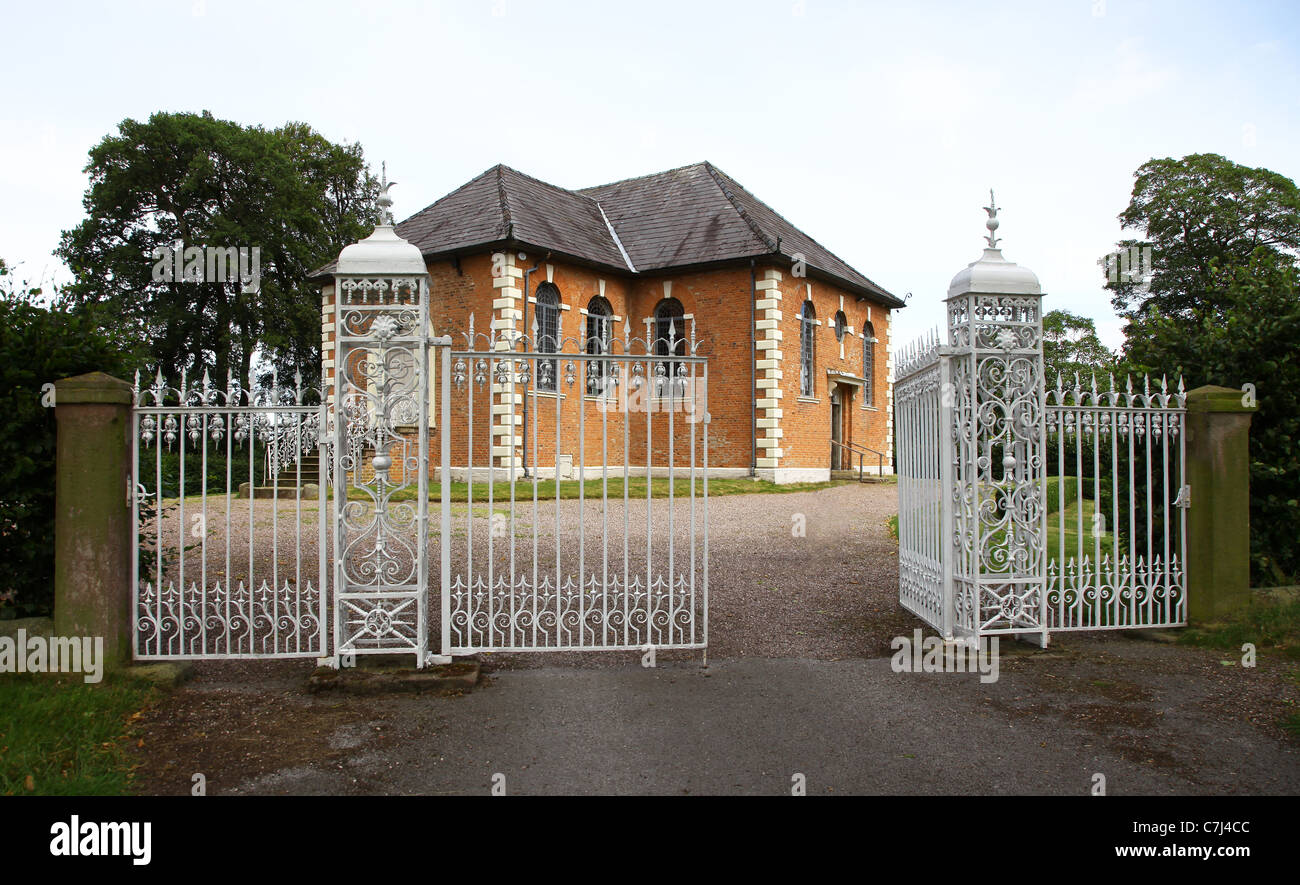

left=55, top=371, right=133, bottom=405
left=947, top=191, right=1041, bottom=298
left=1185, top=385, right=1258, bottom=413
left=336, top=225, right=426, bottom=275
left=335, top=165, right=426, bottom=276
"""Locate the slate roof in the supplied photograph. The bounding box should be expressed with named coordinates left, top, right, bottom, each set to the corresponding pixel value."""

left=394, top=165, right=628, bottom=270
left=316, top=162, right=901, bottom=308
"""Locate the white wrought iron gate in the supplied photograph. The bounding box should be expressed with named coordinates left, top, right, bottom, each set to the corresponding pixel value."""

left=131, top=315, right=709, bottom=662
left=895, top=336, right=951, bottom=637
left=1044, top=375, right=1188, bottom=631
left=443, top=315, right=710, bottom=654
left=895, top=284, right=1188, bottom=643
left=132, top=370, right=328, bottom=659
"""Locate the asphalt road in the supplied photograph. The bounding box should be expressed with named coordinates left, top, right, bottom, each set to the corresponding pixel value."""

left=205, top=640, right=1299, bottom=796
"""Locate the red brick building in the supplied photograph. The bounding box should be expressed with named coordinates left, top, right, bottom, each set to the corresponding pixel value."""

left=317, top=162, right=902, bottom=482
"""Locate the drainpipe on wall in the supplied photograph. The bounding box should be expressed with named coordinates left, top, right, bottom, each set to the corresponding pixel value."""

left=520, top=252, right=547, bottom=478
left=749, top=259, right=757, bottom=477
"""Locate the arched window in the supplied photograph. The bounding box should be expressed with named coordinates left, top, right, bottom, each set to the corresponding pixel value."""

left=655, top=300, right=686, bottom=400
left=653, top=298, right=685, bottom=357
left=834, top=310, right=847, bottom=342
left=800, top=301, right=816, bottom=397
left=653, top=297, right=685, bottom=400
left=862, top=321, right=876, bottom=407
left=535, top=282, right=561, bottom=392
left=586, top=296, right=612, bottom=396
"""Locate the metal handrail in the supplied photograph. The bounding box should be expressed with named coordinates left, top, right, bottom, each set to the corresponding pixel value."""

left=829, top=438, right=885, bottom=481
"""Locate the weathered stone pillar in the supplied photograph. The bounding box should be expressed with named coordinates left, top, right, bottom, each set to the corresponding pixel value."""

left=54, top=372, right=133, bottom=667
left=1185, top=385, right=1256, bottom=622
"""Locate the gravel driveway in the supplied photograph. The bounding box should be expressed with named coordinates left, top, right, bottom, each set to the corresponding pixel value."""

left=471, top=481, right=913, bottom=668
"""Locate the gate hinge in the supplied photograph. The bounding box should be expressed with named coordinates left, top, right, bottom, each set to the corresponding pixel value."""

left=1174, top=484, right=1191, bottom=509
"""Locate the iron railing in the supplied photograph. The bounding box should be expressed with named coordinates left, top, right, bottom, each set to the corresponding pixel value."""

left=129, top=312, right=712, bottom=664
left=830, top=438, right=886, bottom=480
left=893, top=318, right=1190, bottom=643
left=444, top=314, right=709, bottom=654
left=1044, top=373, right=1188, bottom=630
left=131, top=369, right=328, bottom=659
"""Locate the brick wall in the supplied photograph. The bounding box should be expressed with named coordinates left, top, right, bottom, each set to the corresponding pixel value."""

left=322, top=250, right=895, bottom=482
left=758, top=263, right=893, bottom=479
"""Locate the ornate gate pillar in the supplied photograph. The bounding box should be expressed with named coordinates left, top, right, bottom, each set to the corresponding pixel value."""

left=330, top=174, right=434, bottom=665
left=945, top=194, right=1049, bottom=644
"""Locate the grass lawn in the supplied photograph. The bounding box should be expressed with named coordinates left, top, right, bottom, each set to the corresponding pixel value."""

left=162, top=476, right=858, bottom=507
left=393, top=476, right=843, bottom=502
left=1046, top=496, right=1115, bottom=566
left=0, top=674, right=156, bottom=795
left=1178, top=596, right=1300, bottom=661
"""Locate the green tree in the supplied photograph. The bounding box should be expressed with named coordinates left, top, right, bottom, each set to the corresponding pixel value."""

left=1042, top=311, right=1123, bottom=516
left=1125, top=250, right=1300, bottom=585
left=0, top=261, right=143, bottom=615
left=1105, top=153, right=1300, bottom=319
left=56, top=111, right=379, bottom=391
left=1043, top=308, right=1117, bottom=385
left=1103, top=154, right=1300, bottom=585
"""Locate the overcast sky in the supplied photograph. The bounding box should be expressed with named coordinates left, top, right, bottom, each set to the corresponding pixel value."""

left=2, top=0, right=1297, bottom=351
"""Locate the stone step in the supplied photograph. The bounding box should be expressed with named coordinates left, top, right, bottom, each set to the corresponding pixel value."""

left=269, top=456, right=322, bottom=484
left=830, top=469, right=889, bottom=483
left=271, top=467, right=322, bottom=480
left=270, top=478, right=322, bottom=490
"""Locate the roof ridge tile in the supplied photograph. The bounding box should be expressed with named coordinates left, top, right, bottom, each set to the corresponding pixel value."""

left=706, top=164, right=898, bottom=303
left=701, top=162, right=777, bottom=255
left=577, top=160, right=710, bottom=194
left=495, top=165, right=513, bottom=241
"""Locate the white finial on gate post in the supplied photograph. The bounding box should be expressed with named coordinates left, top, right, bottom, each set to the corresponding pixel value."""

left=377, top=162, right=397, bottom=226
left=983, top=189, right=1001, bottom=248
